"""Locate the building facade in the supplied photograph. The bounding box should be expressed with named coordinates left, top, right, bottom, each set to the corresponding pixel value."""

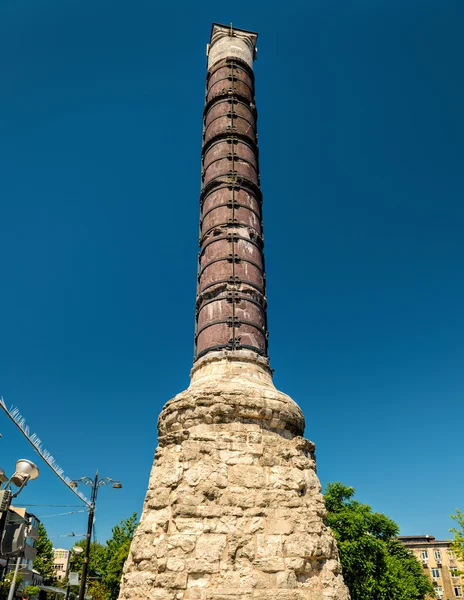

left=399, top=535, right=463, bottom=600
left=53, top=548, right=70, bottom=580
left=7, top=507, right=43, bottom=587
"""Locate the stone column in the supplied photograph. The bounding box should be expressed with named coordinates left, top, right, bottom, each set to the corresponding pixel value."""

left=118, top=24, right=350, bottom=600
left=196, top=24, right=266, bottom=361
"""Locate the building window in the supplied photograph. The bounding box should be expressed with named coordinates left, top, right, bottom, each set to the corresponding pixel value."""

left=431, top=568, right=440, bottom=579
left=421, top=550, right=428, bottom=561
left=451, top=568, right=460, bottom=578
left=449, top=550, right=457, bottom=560
left=434, top=550, right=442, bottom=562
left=455, top=586, right=462, bottom=597
left=435, top=586, right=443, bottom=598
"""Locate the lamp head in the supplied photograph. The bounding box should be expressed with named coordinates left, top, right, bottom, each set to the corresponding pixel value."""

left=72, top=546, right=84, bottom=555
left=112, top=482, right=122, bottom=489
left=10, top=459, right=39, bottom=487
left=0, top=468, right=8, bottom=484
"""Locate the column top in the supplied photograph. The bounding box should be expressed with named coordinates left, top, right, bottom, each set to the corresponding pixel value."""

left=207, top=23, right=258, bottom=70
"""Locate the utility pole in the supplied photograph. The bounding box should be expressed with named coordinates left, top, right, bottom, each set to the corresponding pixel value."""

left=64, top=546, right=84, bottom=600
left=79, top=472, right=97, bottom=600
left=70, top=471, right=122, bottom=600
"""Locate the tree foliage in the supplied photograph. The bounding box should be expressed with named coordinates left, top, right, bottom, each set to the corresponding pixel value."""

left=451, top=508, right=464, bottom=565
left=72, top=540, right=107, bottom=579
left=103, top=513, right=137, bottom=599
left=87, top=580, right=110, bottom=600
left=33, top=523, right=57, bottom=586
left=2, top=570, right=23, bottom=592
left=23, top=584, right=41, bottom=598
left=70, top=513, right=137, bottom=600
left=324, top=482, right=434, bottom=600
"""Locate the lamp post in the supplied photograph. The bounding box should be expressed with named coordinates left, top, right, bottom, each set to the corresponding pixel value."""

left=0, top=460, right=40, bottom=544
left=64, top=546, right=83, bottom=600
left=0, top=460, right=39, bottom=600
left=70, top=471, right=122, bottom=600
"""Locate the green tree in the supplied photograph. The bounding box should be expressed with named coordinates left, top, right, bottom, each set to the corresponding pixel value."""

left=87, top=580, right=110, bottom=600
left=66, top=540, right=108, bottom=598
left=33, top=523, right=57, bottom=586
left=22, top=584, right=41, bottom=598
left=72, top=539, right=107, bottom=579
left=324, top=482, right=434, bottom=600
left=68, top=514, right=137, bottom=600
left=451, top=508, right=464, bottom=565
left=2, top=570, right=23, bottom=594
left=102, top=513, right=137, bottom=600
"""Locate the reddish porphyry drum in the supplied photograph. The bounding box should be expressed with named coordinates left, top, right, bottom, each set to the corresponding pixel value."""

left=194, top=56, right=268, bottom=361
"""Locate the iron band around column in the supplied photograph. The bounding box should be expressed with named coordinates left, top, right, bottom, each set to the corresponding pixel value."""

left=196, top=293, right=266, bottom=313
left=198, top=255, right=263, bottom=279
left=198, top=277, right=265, bottom=295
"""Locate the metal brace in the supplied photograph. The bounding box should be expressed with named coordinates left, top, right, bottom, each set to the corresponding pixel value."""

left=227, top=291, right=241, bottom=303
left=227, top=337, right=242, bottom=350
left=228, top=276, right=241, bottom=285
left=227, top=316, right=240, bottom=327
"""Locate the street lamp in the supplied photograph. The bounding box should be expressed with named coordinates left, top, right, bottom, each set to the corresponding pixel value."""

left=64, top=545, right=84, bottom=600
left=0, top=460, right=39, bottom=600
left=70, top=471, right=122, bottom=600
left=9, top=460, right=39, bottom=488
left=0, top=459, right=40, bottom=540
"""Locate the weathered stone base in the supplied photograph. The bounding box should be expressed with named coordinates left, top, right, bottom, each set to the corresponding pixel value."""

left=118, top=352, right=349, bottom=600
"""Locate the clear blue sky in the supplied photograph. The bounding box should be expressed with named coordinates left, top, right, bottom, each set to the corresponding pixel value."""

left=0, top=0, right=462, bottom=548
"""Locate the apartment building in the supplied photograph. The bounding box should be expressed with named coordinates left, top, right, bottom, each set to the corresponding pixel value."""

left=8, top=507, right=43, bottom=587
left=399, top=535, right=463, bottom=600
left=53, top=547, right=70, bottom=580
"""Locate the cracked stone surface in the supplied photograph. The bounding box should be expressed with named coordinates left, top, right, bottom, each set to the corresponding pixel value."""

left=118, top=352, right=350, bottom=600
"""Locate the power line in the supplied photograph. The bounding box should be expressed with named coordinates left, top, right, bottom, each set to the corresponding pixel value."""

left=28, top=532, right=87, bottom=539
left=52, top=533, right=87, bottom=538
left=38, top=510, right=88, bottom=518
left=18, top=504, right=85, bottom=508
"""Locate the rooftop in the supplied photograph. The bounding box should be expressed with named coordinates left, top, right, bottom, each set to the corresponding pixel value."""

left=398, top=535, right=451, bottom=545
